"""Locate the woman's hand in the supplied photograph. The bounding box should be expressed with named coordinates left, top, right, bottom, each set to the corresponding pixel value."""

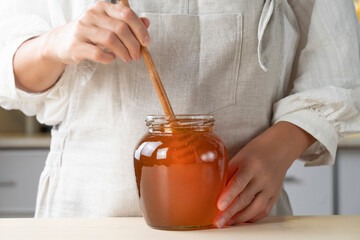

left=215, top=121, right=316, bottom=228
left=14, top=1, right=150, bottom=92
left=44, top=1, right=150, bottom=65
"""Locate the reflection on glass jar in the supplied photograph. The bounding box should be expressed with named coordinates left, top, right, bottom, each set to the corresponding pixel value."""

left=134, top=115, right=228, bottom=230
left=355, top=0, right=360, bottom=22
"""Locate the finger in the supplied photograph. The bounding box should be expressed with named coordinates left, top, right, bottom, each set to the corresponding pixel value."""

left=227, top=157, right=240, bottom=182
left=228, top=193, right=270, bottom=225
left=247, top=197, right=276, bottom=223
left=105, top=3, right=150, bottom=46
left=227, top=152, right=249, bottom=182
left=215, top=181, right=261, bottom=228
left=140, top=17, right=150, bottom=29
left=246, top=210, right=268, bottom=223
left=215, top=194, right=255, bottom=228
left=217, top=167, right=252, bottom=211
left=92, top=15, right=141, bottom=60
left=77, top=43, right=115, bottom=64
left=85, top=25, right=132, bottom=62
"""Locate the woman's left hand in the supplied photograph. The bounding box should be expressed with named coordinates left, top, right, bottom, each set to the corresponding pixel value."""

left=215, top=121, right=316, bottom=228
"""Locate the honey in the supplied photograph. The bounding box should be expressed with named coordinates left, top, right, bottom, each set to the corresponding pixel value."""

left=134, top=115, right=228, bottom=230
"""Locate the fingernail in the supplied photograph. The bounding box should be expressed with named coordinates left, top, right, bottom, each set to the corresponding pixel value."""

left=143, top=35, right=150, bottom=46
left=218, top=200, right=228, bottom=211
left=216, top=217, right=226, bottom=228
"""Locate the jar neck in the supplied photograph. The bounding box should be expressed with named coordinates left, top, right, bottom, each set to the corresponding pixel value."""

left=146, top=115, right=215, bottom=133
left=149, top=125, right=213, bottom=133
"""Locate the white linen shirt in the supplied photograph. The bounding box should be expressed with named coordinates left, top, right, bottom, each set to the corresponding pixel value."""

left=0, top=0, right=359, bottom=217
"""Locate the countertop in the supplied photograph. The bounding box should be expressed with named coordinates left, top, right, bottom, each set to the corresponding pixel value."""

left=0, top=133, right=359, bottom=149
left=338, top=134, right=360, bottom=148
left=0, top=133, right=50, bottom=149
left=0, top=216, right=359, bottom=240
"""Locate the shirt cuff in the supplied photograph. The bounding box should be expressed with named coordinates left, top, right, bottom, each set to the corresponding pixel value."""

left=0, top=34, right=71, bottom=125
left=0, top=35, right=50, bottom=112
left=273, top=109, right=339, bottom=166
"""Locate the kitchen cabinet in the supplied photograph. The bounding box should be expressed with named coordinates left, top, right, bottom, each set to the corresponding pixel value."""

left=0, top=149, right=48, bottom=218
left=337, top=149, right=360, bottom=215
left=284, top=160, right=334, bottom=215
left=0, top=135, right=359, bottom=218
left=285, top=144, right=360, bottom=216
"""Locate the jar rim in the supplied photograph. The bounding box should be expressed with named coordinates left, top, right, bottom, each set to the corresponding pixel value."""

left=146, top=114, right=214, bottom=129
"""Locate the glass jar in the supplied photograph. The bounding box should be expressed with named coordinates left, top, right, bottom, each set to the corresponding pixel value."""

left=134, top=115, right=228, bottom=230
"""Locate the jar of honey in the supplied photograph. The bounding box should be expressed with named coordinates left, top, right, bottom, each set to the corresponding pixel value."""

left=134, top=114, right=228, bottom=230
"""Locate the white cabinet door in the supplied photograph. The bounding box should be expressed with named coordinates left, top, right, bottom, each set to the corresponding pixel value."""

left=0, top=149, right=48, bottom=218
left=284, top=160, right=334, bottom=215
left=337, top=149, right=360, bottom=215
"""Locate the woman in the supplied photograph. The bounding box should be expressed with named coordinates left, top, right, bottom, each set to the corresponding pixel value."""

left=0, top=0, right=359, bottom=228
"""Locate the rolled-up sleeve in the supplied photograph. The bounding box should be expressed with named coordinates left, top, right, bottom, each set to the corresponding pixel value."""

left=0, top=1, right=73, bottom=126
left=273, top=0, right=360, bottom=166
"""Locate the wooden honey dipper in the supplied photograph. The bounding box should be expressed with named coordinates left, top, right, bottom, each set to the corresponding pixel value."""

left=119, top=0, right=175, bottom=118
left=119, top=0, right=201, bottom=162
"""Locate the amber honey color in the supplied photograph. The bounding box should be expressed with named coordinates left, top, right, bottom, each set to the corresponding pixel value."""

left=134, top=126, right=228, bottom=230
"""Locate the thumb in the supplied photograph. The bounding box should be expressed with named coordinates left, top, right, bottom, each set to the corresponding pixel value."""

left=140, top=17, right=150, bottom=29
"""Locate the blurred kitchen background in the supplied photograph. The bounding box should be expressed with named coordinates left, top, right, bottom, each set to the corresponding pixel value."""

left=0, top=1, right=360, bottom=218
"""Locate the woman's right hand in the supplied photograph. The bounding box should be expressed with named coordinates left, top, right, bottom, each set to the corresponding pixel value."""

left=44, top=1, right=150, bottom=65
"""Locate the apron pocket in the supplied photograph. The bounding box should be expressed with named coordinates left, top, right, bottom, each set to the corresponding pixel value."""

left=129, top=12, right=243, bottom=114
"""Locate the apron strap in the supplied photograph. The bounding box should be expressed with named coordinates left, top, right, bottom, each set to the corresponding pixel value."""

left=258, top=0, right=276, bottom=72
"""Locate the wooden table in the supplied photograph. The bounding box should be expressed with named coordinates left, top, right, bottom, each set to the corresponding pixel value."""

left=0, top=216, right=359, bottom=240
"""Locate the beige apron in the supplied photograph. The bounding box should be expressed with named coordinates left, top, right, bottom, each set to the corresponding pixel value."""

left=35, top=0, right=292, bottom=217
